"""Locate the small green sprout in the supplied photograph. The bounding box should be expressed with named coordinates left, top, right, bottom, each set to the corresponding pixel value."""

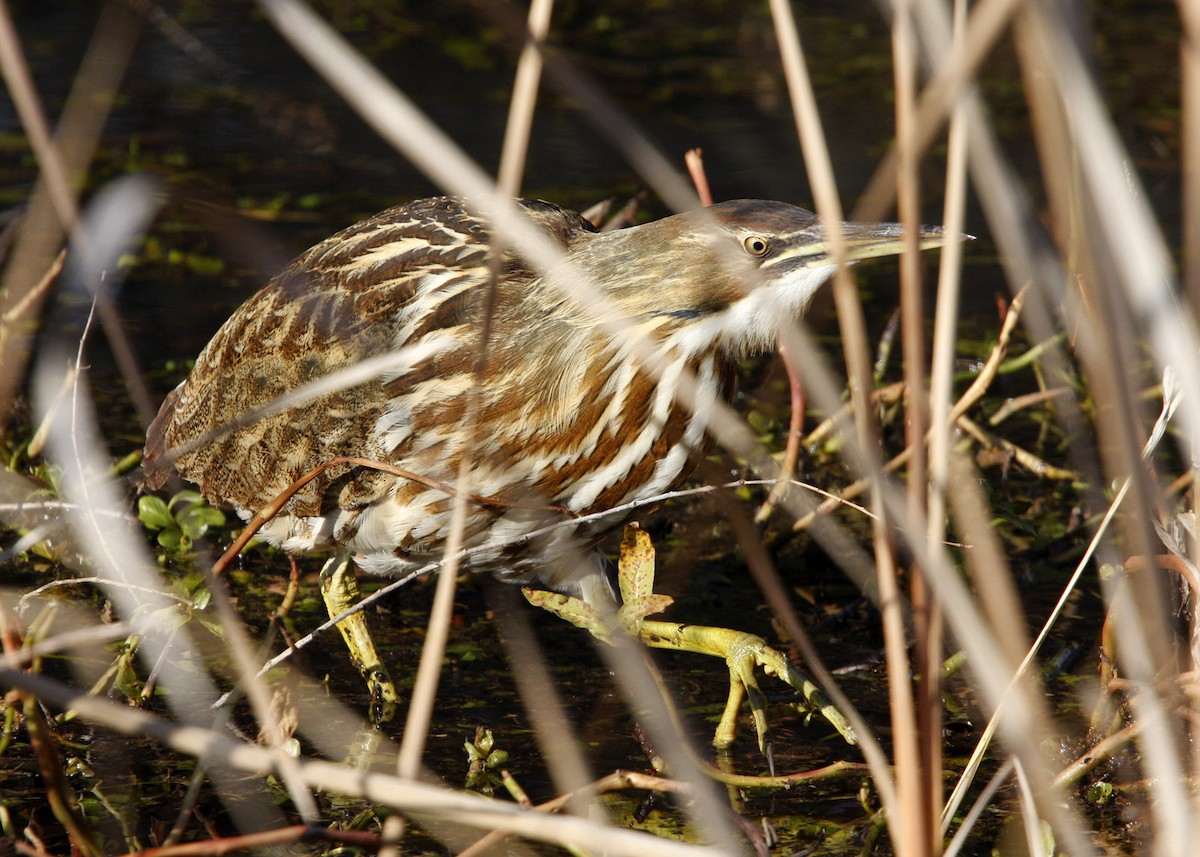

left=1086, top=780, right=1114, bottom=806
left=464, top=727, right=509, bottom=794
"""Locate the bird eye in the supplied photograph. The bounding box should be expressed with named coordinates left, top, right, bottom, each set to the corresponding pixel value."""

left=742, top=235, right=770, bottom=256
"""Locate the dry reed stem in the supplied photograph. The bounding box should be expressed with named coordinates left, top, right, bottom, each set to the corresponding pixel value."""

left=1183, top=29, right=1200, bottom=799
left=789, top=286, right=1051, bottom=536
left=892, top=5, right=937, bottom=848
left=1184, top=0, right=1200, bottom=317
left=456, top=770, right=695, bottom=857
left=766, top=0, right=902, bottom=827
left=0, top=249, right=64, bottom=333
left=0, top=4, right=156, bottom=429
left=1017, top=7, right=1196, bottom=839
left=491, top=588, right=595, bottom=812
left=943, top=756, right=1014, bottom=857
left=393, top=0, right=557, bottom=812
left=684, top=148, right=713, bottom=208
left=754, top=344, right=805, bottom=523
left=953, top=415, right=1077, bottom=481
left=677, top=148, right=806, bottom=530
left=462, top=5, right=597, bottom=815
left=32, top=304, right=295, bottom=835
left=987, top=387, right=1074, bottom=425
left=677, top=147, right=805, bottom=528
left=0, top=5, right=75, bottom=421
left=927, top=16, right=971, bottom=837
left=131, top=824, right=384, bottom=857
left=1053, top=721, right=1143, bottom=790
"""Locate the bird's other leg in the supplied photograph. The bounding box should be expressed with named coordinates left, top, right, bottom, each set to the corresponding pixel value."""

left=319, top=552, right=399, bottom=724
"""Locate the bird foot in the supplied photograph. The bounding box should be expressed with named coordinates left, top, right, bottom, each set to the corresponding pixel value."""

left=638, top=619, right=855, bottom=750
left=523, top=525, right=856, bottom=752
left=320, top=553, right=400, bottom=724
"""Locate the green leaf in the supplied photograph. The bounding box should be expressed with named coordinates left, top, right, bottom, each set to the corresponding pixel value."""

left=179, top=570, right=207, bottom=595
left=196, top=617, right=226, bottom=639
left=167, top=489, right=205, bottom=512
left=179, top=505, right=225, bottom=539
left=137, top=496, right=173, bottom=531
left=167, top=576, right=192, bottom=600
left=464, top=741, right=483, bottom=764
left=195, top=505, right=226, bottom=527
left=157, top=529, right=184, bottom=552
left=190, top=586, right=211, bottom=611
left=149, top=604, right=190, bottom=633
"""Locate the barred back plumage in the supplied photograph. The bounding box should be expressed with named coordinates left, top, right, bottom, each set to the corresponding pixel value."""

left=144, top=196, right=947, bottom=602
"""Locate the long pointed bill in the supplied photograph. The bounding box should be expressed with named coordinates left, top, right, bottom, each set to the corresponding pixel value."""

left=769, top=221, right=960, bottom=269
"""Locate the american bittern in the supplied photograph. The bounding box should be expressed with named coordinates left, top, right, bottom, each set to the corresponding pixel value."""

left=143, top=196, right=949, bottom=747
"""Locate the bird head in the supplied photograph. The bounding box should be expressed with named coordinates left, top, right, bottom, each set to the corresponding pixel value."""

left=557, top=199, right=953, bottom=360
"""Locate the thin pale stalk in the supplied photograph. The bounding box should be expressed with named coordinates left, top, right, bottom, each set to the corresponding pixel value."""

left=0, top=2, right=80, bottom=421
left=1181, top=0, right=1200, bottom=318
left=943, top=758, right=1014, bottom=857
left=684, top=148, right=713, bottom=207
left=469, top=0, right=700, bottom=213
left=1011, top=758, right=1050, bottom=857
left=943, top=477, right=1131, bottom=836
left=767, top=0, right=902, bottom=830
left=496, top=0, right=554, bottom=198
left=33, top=366, right=292, bottom=836
left=396, top=0, right=558, bottom=784
left=896, top=4, right=1101, bottom=848
left=493, top=589, right=594, bottom=805
left=926, top=0, right=971, bottom=841
left=754, top=342, right=804, bottom=523
left=892, top=1, right=935, bottom=852
left=943, top=368, right=1182, bottom=834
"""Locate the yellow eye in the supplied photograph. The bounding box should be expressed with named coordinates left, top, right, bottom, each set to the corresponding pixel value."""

left=743, top=235, right=770, bottom=256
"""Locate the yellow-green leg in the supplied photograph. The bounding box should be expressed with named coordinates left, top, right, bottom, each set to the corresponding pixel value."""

left=639, top=620, right=856, bottom=751
left=524, top=526, right=856, bottom=757
left=319, top=553, right=399, bottom=723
